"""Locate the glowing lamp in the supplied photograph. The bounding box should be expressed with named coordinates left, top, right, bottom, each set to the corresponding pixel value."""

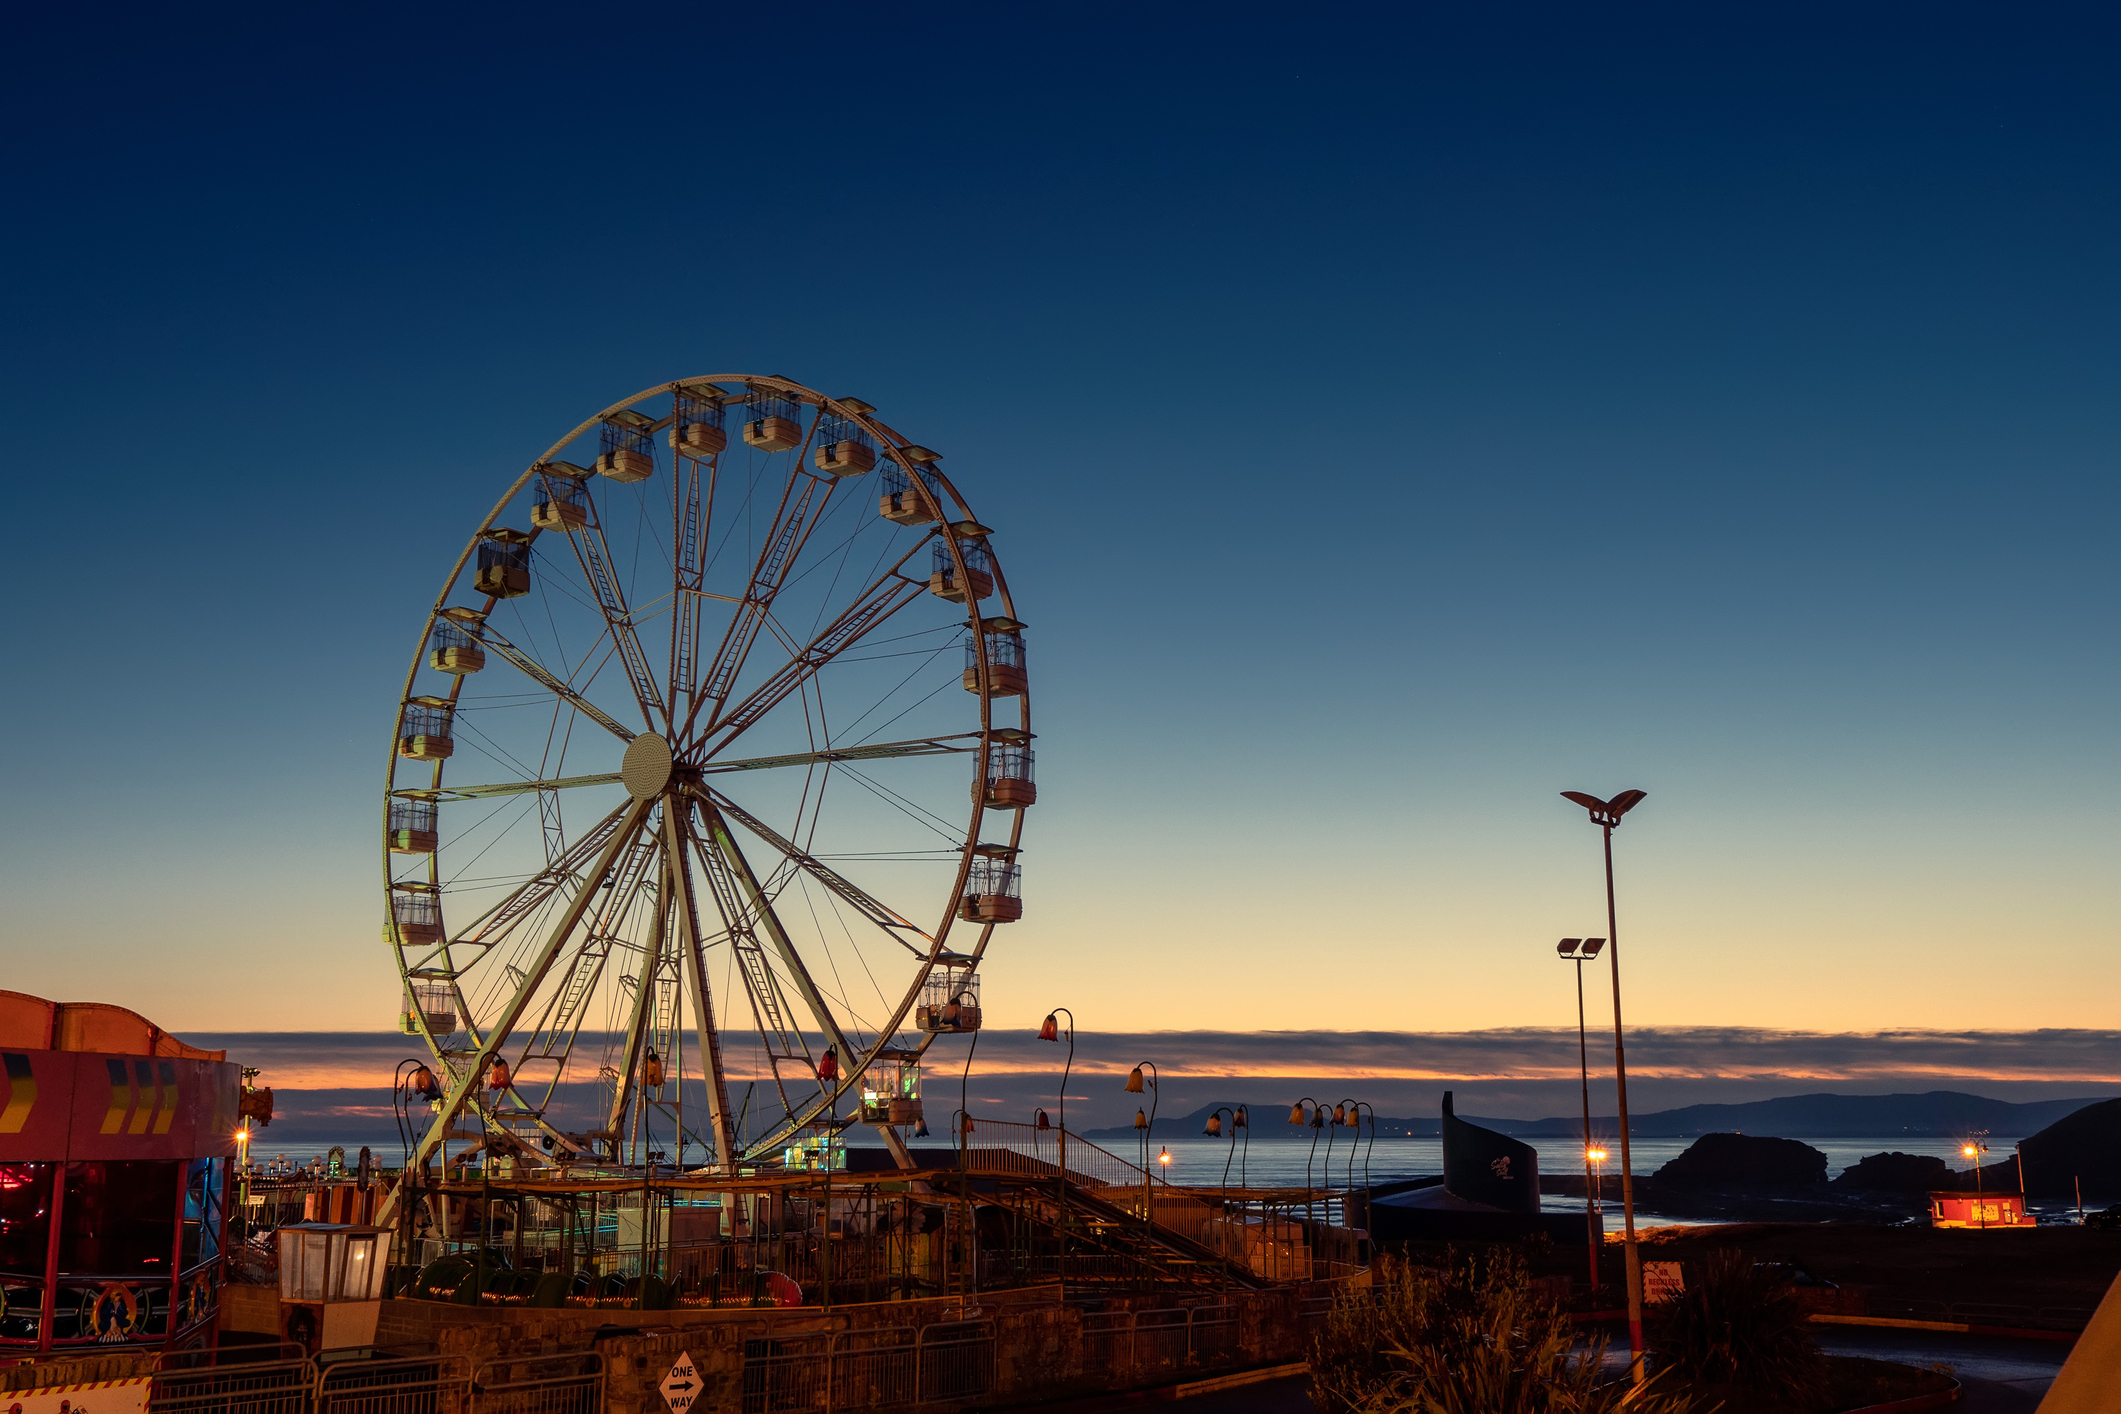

left=1158, top=1147, right=1171, bottom=1167
left=1587, top=1148, right=1607, bottom=1163
left=1125, top=1067, right=1146, bottom=1094
left=1963, top=1145, right=1978, bottom=1158
left=1038, top=1014, right=1061, bottom=1042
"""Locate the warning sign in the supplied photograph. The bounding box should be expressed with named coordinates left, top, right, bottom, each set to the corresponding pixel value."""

left=3, top=1375, right=152, bottom=1413
left=1643, top=1261, right=1686, bottom=1302
left=660, top=1351, right=703, bottom=1412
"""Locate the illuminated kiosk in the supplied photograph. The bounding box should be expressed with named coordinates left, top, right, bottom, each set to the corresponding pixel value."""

left=0, top=990, right=239, bottom=1354
left=276, top=1223, right=389, bottom=1352
left=1929, top=1191, right=2038, bottom=1229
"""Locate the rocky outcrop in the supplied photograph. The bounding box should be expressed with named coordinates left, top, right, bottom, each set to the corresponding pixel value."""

left=1832, top=1151, right=1954, bottom=1192
left=1971, top=1096, right=2121, bottom=1198
left=1652, top=1133, right=1828, bottom=1189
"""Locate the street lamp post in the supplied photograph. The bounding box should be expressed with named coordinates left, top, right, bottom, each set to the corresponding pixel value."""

left=1561, top=787, right=1648, bottom=1380
left=1557, top=937, right=1609, bottom=1291
left=1038, top=1008, right=1074, bottom=1176
left=1127, top=1062, right=1159, bottom=1233
left=1964, top=1135, right=1990, bottom=1228
left=1288, top=1097, right=1322, bottom=1224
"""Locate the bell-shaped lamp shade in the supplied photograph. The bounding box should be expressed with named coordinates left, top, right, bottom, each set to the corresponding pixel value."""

left=1038, top=1013, right=1060, bottom=1042
left=1234, top=1106, right=1248, bottom=1129
left=1125, top=1066, right=1145, bottom=1094
left=817, top=1047, right=839, bottom=1083
left=915, top=1116, right=930, bottom=1137
left=1035, top=1108, right=1051, bottom=1130
left=1310, top=1107, right=1325, bottom=1129
left=960, top=1113, right=976, bottom=1134
left=1332, top=1104, right=1347, bottom=1125
left=1287, top=1102, right=1304, bottom=1125
left=1204, top=1114, right=1222, bottom=1137
left=1133, top=1109, right=1149, bottom=1130
left=488, top=1059, right=511, bottom=1091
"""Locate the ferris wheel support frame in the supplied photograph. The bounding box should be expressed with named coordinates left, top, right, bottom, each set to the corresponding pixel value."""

left=379, top=374, right=1020, bottom=1215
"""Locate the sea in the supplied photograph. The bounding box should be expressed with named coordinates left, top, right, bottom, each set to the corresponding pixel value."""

left=270, top=1132, right=2034, bottom=1228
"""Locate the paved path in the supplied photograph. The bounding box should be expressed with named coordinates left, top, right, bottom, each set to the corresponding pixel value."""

left=1811, top=1326, right=2067, bottom=1413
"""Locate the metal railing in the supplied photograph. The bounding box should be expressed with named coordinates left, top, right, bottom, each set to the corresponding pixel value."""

left=473, top=1354, right=605, bottom=1414
left=737, top=1323, right=995, bottom=1413
left=319, top=1353, right=473, bottom=1414
left=149, top=1356, right=317, bottom=1414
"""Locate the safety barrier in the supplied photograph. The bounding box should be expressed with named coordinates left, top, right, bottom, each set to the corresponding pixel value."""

left=736, top=1321, right=996, bottom=1412
left=473, top=1354, right=606, bottom=1414
left=149, top=1355, right=316, bottom=1414
left=318, top=1353, right=473, bottom=1414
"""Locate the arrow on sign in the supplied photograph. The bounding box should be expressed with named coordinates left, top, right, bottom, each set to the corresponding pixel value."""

left=661, top=1351, right=703, bottom=1412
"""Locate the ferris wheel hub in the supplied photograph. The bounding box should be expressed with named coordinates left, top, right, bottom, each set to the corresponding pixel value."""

left=621, top=732, right=674, bottom=800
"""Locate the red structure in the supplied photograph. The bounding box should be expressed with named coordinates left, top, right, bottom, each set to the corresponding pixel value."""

left=0, top=990, right=239, bottom=1352
left=1928, top=1190, right=2038, bottom=1229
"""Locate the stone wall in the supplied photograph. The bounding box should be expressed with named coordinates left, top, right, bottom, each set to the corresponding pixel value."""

left=343, top=1276, right=1354, bottom=1410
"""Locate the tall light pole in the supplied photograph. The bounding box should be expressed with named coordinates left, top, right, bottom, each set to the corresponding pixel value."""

left=1561, top=787, right=1648, bottom=1380
left=1964, top=1135, right=1990, bottom=1229
left=1557, top=937, right=1608, bottom=1292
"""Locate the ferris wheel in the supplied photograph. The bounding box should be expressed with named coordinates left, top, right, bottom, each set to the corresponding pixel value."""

left=381, top=375, right=1030, bottom=1173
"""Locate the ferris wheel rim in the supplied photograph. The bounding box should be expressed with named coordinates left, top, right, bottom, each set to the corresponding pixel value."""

left=382, top=372, right=1028, bottom=1170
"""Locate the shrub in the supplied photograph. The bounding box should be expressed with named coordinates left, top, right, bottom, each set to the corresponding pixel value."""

left=1646, top=1248, right=1825, bottom=1402
left=1312, top=1251, right=1706, bottom=1414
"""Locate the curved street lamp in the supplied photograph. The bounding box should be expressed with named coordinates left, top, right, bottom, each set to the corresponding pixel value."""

left=1289, top=1098, right=1327, bottom=1224
left=1206, top=1106, right=1239, bottom=1197
left=1125, top=1062, right=1160, bottom=1173
left=1561, top=786, right=1647, bottom=1379
left=1038, top=1008, right=1074, bottom=1175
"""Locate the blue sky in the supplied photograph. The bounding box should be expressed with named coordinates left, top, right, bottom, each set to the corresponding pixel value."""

left=1, top=4, right=2113, bottom=1057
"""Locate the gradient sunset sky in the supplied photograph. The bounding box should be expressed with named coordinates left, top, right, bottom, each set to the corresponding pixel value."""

left=2, top=4, right=2114, bottom=1057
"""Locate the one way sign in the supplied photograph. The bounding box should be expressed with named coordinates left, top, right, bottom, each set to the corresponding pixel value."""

left=660, top=1351, right=703, bottom=1412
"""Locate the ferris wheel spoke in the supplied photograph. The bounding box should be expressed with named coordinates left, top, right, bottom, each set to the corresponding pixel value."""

left=682, top=803, right=814, bottom=1087
left=431, top=772, right=623, bottom=800
left=700, top=733, right=979, bottom=776
left=695, top=569, right=928, bottom=760
left=664, top=803, right=740, bottom=1168
left=392, top=792, right=657, bottom=1194
left=543, top=465, right=669, bottom=733
left=457, top=618, right=638, bottom=743
left=688, top=469, right=837, bottom=739
left=693, top=795, right=912, bottom=1164
left=704, top=789, right=932, bottom=955
left=669, top=444, right=719, bottom=741
left=600, top=852, right=672, bottom=1151
left=447, top=803, right=631, bottom=950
